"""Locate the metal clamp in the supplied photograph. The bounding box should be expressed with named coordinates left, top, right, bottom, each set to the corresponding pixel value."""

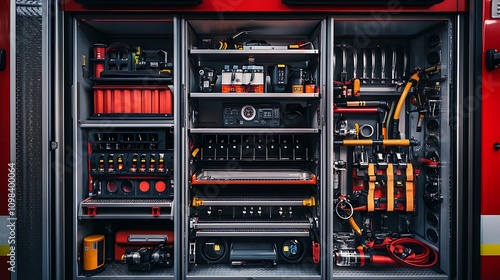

left=359, top=124, right=374, bottom=138
left=335, top=195, right=354, bottom=220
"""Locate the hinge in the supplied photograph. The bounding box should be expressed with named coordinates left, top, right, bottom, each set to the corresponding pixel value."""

left=50, top=141, right=59, bottom=150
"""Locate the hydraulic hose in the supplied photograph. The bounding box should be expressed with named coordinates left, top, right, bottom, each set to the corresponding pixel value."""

left=392, top=71, right=421, bottom=139
left=382, top=237, right=438, bottom=268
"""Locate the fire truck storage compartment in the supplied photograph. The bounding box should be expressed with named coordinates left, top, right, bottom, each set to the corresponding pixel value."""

left=71, top=16, right=179, bottom=279
left=183, top=17, right=325, bottom=279
left=329, top=18, right=452, bottom=279
left=67, top=12, right=457, bottom=279
left=74, top=17, right=174, bottom=121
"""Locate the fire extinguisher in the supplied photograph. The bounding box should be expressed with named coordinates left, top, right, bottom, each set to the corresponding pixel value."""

left=334, top=237, right=438, bottom=268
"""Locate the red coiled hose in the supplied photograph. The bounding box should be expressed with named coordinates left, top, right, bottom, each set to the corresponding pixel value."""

left=370, top=237, right=438, bottom=268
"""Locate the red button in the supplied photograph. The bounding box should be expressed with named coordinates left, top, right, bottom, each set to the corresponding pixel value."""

left=107, top=181, right=118, bottom=193
left=139, top=181, right=150, bottom=193
left=121, top=180, right=134, bottom=193
left=155, top=181, right=167, bottom=193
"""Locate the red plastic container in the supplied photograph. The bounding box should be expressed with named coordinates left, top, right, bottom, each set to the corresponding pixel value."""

left=93, top=85, right=173, bottom=116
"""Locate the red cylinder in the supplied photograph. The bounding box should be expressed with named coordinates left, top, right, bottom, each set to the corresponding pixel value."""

left=94, top=43, right=106, bottom=59
left=95, top=63, right=104, bottom=78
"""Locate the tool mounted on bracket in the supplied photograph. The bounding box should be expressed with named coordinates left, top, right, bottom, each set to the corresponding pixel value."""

left=215, top=30, right=252, bottom=50
left=409, top=65, right=445, bottom=132
left=270, top=64, right=290, bottom=93
left=391, top=65, right=446, bottom=136
left=334, top=79, right=361, bottom=98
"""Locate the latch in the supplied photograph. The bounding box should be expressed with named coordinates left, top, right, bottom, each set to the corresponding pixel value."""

left=87, top=206, right=96, bottom=217
left=0, top=49, right=5, bottom=71
left=50, top=141, right=59, bottom=150
left=189, top=242, right=196, bottom=264
left=312, top=242, right=320, bottom=264
left=151, top=206, right=161, bottom=217
left=302, top=197, right=316, bottom=207
left=486, top=49, right=500, bottom=71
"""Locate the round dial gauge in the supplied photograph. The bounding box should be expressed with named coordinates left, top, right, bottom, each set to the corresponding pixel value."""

left=241, top=105, right=256, bottom=121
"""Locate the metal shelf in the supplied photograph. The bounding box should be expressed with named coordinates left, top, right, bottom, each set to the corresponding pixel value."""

left=192, top=222, right=313, bottom=230
left=191, top=196, right=314, bottom=206
left=190, top=49, right=319, bottom=55
left=189, top=49, right=319, bottom=62
left=189, top=128, right=319, bottom=134
left=191, top=168, right=317, bottom=185
left=80, top=120, right=174, bottom=128
left=190, top=93, right=320, bottom=98
left=78, top=198, right=174, bottom=219
left=195, top=228, right=310, bottom=237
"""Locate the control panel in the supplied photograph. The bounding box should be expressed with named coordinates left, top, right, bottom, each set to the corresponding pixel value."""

left=223, top=103, right=281, bottom=127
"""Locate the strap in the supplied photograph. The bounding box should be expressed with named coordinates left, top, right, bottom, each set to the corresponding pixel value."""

left=405, top=163, right=414, bottom=212
left=367, top=163, right=376, bottom=212
left=386, top=163, right=394, bottom=212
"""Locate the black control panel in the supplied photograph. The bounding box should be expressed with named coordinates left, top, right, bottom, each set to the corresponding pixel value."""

left=223, top=103, right=280, bottom=127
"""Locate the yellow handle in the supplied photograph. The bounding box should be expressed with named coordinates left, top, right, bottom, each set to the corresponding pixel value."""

left=192, top=197, right=204, bottom=206
left=302, top=197, right=316, bottom=207
left=348, top=217, right=362, bottom=236
left=339, top=139, right=413, bottom=146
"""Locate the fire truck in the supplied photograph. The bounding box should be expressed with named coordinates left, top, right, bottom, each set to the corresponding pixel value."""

left=1, top=0, right=498, bottom=279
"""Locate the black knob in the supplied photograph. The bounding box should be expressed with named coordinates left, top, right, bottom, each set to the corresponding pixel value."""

left=494, top=142, right=500, bottom=150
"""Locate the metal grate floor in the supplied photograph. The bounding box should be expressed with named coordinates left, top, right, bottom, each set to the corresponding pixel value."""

left=332, top=266, right=447, bottom=279
left=187, top=264, right=321, bottom=279
left=78, top=263, right=174, bottom=279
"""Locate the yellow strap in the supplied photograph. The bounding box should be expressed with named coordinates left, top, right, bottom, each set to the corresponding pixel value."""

left=405, top=163, right=414, bottom=212
left=367, top=163, right=376, bottom=212
left=387, top=164, right=394, bottom=212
